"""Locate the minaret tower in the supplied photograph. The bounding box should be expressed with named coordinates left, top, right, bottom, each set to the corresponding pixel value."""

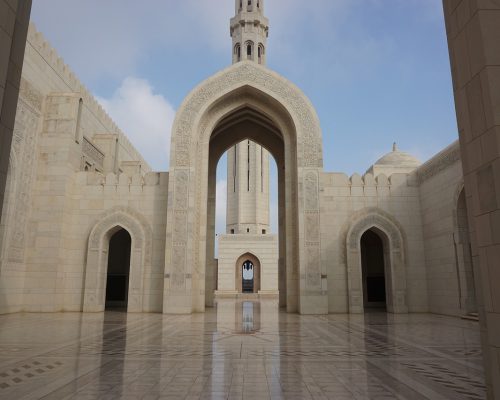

left=230, top=0, right=269, bottom=65
left=226, top=0, right=270, bottom=235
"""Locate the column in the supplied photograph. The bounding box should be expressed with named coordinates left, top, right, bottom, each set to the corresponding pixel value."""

left=442, top=1, right=500, bottom=398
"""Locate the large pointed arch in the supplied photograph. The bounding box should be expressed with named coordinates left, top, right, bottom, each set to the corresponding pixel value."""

left=83, top=207, right=153, bottom=313
left=165, top=61, right=325, bottom=314
left=344, top=208, right=408, bottom=314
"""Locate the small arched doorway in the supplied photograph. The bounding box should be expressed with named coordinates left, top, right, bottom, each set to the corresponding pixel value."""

left=346, top=209, right=408, bottom=314
left=235, top=253, right=261, bottom=294
left=361, top=229, right=387, bottom=310
left=105, top=229, right=132, bottom=310
left=242, top=260, right=255, bottom=293
left=456, top=188, right=477, bottom=314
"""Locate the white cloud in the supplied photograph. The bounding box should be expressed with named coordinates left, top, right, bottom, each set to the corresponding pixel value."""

left=31, top=0, right=233, bottom=82
left=97, top=77, right=175, bottom=171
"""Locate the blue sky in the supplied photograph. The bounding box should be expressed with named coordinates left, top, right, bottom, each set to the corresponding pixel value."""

left=31, top=0, right=458, bottom=236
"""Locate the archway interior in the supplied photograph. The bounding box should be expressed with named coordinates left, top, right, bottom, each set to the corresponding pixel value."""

left=105, top=228, right=132, bottom=310
left=206, top=105, right=288, bottom=307
left=361, top=229, right=387, bottom=310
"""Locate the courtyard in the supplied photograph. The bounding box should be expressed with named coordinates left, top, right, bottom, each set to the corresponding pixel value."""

left=0, top=300, right=485, bottom=400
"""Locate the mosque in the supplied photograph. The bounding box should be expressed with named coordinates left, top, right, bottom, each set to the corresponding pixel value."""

left=0, top=0, right=475, bottom=319
left=2, top=0, right=499, bottom=398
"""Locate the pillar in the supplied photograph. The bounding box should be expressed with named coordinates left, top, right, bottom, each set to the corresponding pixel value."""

left=443, top=1, right=500, bottom=398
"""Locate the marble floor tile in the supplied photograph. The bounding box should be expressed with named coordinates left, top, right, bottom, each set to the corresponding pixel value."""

left=0, top=299, right=486, bottom=399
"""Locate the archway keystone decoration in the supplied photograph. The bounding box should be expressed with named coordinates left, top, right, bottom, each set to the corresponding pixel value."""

left=345, top=208, right=408, bottom=314
left=84, top=207, right=152, bottom=313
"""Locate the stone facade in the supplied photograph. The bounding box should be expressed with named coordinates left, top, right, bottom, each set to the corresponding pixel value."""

left=0, top=24, right=168, bottom=314
left=0, top=6, right=474, bottom=322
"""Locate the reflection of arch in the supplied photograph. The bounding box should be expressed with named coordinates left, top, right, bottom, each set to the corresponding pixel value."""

left=166, top=61, right=324, bottom=314
left=453, top=183, right=477, bottom=314
left=83, top=207, right=152, bottom=312
left=235, top=253, right=261, bottom=293
left=345, top=208, right=408, bottom=314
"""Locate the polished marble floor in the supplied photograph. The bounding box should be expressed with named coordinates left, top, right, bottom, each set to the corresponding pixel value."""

left=0, top=299, right=485, bottom=400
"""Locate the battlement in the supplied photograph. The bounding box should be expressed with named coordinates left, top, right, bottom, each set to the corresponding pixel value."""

left=75, top=171, right=169, bottom=188
left=321, top=172, right=419, bottom=188
left=27, top=23, right=152, bottom=172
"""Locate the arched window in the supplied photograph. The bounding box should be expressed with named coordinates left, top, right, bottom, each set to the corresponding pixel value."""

left=258, top=44, right=264, bottom=64
left=246, top=42, right=253, bottom=60
left=257, top=0, right=260, bottom=8
left=234, top=43, right=241, bottom=62
left=75, top=98, right=83, bottom=143
left=239, top=0, right=243, bottom=10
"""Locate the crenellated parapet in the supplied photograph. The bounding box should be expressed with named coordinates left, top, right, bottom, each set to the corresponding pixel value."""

left=75, top=171, right=169, bottom=191
left=26, top=23, right=151, bottom=172
left=322, top=172, right=419, bottom=188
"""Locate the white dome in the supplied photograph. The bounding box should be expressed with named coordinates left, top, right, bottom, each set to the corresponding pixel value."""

left=367, top=143, right=421, bottom=175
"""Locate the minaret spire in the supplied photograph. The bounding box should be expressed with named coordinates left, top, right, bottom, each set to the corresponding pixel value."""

left=230, top=0, right=269, bottom=65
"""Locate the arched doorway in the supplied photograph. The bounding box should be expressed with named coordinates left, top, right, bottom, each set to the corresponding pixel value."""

left=346, top=209, right=408, bottom=314
left=234, top=253, right=261, bottom=294
left=361, top=229, right=387, bottom=310
left=455, top=188, right=477, bottom=314
left=242, top=260, right=254, bottom=293
left=83, top=207, right=154, bottom=313
left=105, top=229, right=131, bottom=310
left=165, top=62, right=326, bottom=315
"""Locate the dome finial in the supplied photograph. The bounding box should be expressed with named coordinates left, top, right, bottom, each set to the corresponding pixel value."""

left=392, top=142, right=397, bottom=152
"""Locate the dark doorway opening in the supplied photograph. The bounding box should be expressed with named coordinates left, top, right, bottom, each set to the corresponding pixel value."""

left=242, top=260, right=254, bottom=293
left=105, top=229, right=131, bottom=310
left=361, top=230, right=387, bottom=310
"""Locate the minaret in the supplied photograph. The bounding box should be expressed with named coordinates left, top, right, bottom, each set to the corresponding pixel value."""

left=230, top=0, right=269, bottom=65
left=226, top=0, right=270, bottom=235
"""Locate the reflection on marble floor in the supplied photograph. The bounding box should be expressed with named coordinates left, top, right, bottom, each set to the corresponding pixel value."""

left=0, top=299, right=485, bottom=399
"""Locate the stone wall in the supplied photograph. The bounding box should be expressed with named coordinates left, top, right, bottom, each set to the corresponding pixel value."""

left=0, top=22, right=166, bottom=314
left=418, top=141, right=465, bottom=316
left=320, top=171, right=428, bottom=313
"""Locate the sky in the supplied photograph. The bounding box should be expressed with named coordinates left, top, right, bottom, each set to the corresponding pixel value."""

left=31, top=0, right=458, bottom=237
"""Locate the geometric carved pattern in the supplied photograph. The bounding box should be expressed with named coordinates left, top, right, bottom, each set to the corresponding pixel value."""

left=304, top=171, right=321, bottom=290
left=4, top=96, right=41, bottom=264
left=171, top=63, right=323, bottom=170
left=417, top=141, right=461, bottom=183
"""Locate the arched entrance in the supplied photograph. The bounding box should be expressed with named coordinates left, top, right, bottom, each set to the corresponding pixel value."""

left=83, top=207, right=154, bottom=313
left=455, top=187, right=477, bottom=314
left=105, top=229, right=132, bottom=310
left=242, top=261, right=255, bottom=293
left=164, top=62, right=326, bottom=314
left=346, top=209, right=408, bottom=314
left=235, top=253, right=261, bottom=294
left=361, top=229, right=387, bottom=310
